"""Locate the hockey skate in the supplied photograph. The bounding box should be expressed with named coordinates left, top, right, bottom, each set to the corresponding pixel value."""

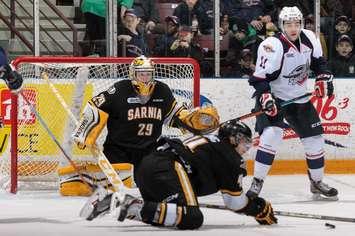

left=246, top=177, right=264, bottom=199
left=308, top=172, right=338, bottom=201
left=79, top=187, right=121, bottom=220
left=117, top=194, right=143, bottom=222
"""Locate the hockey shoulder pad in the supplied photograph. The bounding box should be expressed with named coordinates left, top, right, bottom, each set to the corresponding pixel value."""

left=177, top=105, right=220, bottom=135
left=72, top=101, right=108, bottom=149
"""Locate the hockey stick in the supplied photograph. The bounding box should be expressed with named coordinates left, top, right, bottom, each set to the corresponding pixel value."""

left=199, top=203, right=355, bottom=223
left=41, top=72, right=126, bottom=198
left=18, top=90, right=93, bottom=194
left=221, top=92, right=313, bottom=125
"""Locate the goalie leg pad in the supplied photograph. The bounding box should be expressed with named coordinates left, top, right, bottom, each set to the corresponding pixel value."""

left=72, top=101, right=108, bottom=148
left=58, top=163, right=134, bottom=196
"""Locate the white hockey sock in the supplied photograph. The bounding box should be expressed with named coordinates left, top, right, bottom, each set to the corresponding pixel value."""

left=254, top=160, right=272, bottom=180
left=302, top=135, right=325, bottom=182
left=253, top=126, right=283, bottom=180
left=308, top=167, right=324, bottom=182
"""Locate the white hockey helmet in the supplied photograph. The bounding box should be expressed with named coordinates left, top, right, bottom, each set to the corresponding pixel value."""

left=129, top=55, right=156, bottom=97
left=278, top=6, right=304, bottom=33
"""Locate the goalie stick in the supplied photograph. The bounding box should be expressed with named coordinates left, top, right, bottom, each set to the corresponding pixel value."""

left=199, top=203, right=355, bottom=223
left=41, top=72, right=126, bottom=200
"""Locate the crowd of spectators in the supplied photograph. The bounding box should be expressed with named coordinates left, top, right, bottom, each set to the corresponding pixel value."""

left=79, top=0, right=355, bottom=78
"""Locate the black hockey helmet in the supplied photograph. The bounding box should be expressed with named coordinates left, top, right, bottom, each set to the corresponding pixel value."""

left=218, top=120, right=252, bottom=148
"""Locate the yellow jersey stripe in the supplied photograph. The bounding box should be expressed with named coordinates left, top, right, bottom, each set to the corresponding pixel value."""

left=158, top=202, right=167, bottom=225
left=220, top=189, right=242, bottom=196
left=174, top=161, right=197, bottom=206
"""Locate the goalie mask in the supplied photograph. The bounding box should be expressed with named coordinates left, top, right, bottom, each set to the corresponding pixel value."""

left=129, top=56, right=156, bottom=99
left=218, top=120, right=252, bottom=154
left=278, top=6, right=303, bottom=39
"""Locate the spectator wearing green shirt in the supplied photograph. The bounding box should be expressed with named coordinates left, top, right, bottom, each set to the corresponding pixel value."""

left=81, top=0, right=133, bottom=55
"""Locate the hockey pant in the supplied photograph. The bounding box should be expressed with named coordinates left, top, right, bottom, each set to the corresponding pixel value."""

left=136, top=151, right=203, bottom=230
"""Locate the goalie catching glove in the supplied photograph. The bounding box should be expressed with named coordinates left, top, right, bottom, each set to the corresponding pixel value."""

left=314, top=73, right=334, bottom=98
left=177, top=104, right=220, bottom=135
left=0, top=64, right=23, bottom=92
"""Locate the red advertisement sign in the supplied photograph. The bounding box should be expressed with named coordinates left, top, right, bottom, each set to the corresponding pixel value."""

left=0, top=89, right=36, bottom=125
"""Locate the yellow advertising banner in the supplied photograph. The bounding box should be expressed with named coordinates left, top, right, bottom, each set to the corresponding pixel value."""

left=0, top=83, right=93, bottom=158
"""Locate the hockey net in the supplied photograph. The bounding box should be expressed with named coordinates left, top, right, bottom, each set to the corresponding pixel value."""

left=0, top=56, right=200, bottom=193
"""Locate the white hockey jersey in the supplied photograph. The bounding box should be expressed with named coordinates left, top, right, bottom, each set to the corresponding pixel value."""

left=250, top=29, right=328, bottom=103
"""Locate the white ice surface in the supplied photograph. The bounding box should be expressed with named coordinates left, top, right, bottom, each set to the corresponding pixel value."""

left=1, top=175, right=355, bottom=236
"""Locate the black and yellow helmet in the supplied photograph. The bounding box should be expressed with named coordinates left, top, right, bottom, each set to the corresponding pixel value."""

left=129, top=55, right=156, bottom=97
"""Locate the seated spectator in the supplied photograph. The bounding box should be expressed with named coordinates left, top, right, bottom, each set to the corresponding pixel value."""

left=220, top=14, right=230, bottom=35
left=331, top=15, right=352, bottom=57
left=254, top=15, right=278, bottom=39
left=168, top=25, right=202, bottom=58
left=80, top=0, right=133, bottom=56
left=117, top=9, right=148, bottom=57
left=173, top=0, right=213, bottom=35
left=225, top=17, right=262, bottom=66
left=320, top=0, right=344, bottom=18
left=330, top=34, right=355, bottom=77
left=236, top=49, right=255, bottom=78
left=131, top=0, right=161, bottom=34
left=335, top=15, right=351, bottom=35
left=304, top=14, right=328, bottom=59
left=153, top=16, right=180, bottom=56
left=223, top=48, right=255, bottom=78
left=168, top=25, right=212, bottom=76
left=221, top=0, right=275, bottom=30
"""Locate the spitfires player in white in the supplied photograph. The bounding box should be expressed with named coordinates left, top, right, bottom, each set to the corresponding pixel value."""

left=247, top=6, right=338, bottom=200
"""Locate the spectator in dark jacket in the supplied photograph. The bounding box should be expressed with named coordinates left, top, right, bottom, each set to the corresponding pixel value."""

left=153, top=16, right=180, bottom=56
left=168, top=25, right=204, bottom=60
left=173, top=0, right=213, bottom=35
left=117, top=9, right=148, bottom=57
left=132, top=0, right=161, bottom=33
left=168, top=25, right=212, bottom=76
left=221, top=0, right=275, bottom=28
left=330, top=15, right=352, bottom=57
left=330, top=34, right=355, bottom=77
left=225, top=17, right=262, bottom=66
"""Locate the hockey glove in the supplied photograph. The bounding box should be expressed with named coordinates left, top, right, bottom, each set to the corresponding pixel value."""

left=241, top=196, right=277, bottom=225
left=259, top=93, right=277, bottom=117
left=178, top=104, right=220, bottom=134
left=315, top=73, right=334, bottom=98
left=0, top=64, right=23, bottom=92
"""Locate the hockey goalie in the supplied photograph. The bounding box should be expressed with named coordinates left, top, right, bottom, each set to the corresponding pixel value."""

left=59, top=55, right=219, bottom=196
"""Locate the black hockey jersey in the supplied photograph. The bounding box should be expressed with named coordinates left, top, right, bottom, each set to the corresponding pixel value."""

left=91, top=80, right=178, bottom=149
left=161, top=135, right=246, bottom=197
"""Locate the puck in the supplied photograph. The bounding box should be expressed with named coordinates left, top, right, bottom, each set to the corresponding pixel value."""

left=325, top=223, right=336, bottom=229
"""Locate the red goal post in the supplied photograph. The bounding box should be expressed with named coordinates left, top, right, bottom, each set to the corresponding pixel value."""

left=0, top=56, right=200, bottom=193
